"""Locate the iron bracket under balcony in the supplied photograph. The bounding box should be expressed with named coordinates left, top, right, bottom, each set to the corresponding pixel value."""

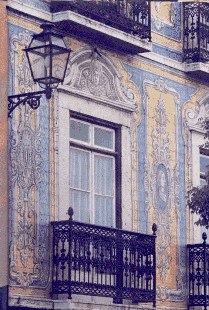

left=51, top=0, right=152, bottom=54
left=183, top=2, right=209, bottom=80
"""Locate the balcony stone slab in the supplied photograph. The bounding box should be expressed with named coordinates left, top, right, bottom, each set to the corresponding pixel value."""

left=53, top=298, right=155, bottom=310
left=52, top=10, right=152, bottom=54
left=184, top=62, right=209, bottom=80
left=53, top=298, right=186, bottom=310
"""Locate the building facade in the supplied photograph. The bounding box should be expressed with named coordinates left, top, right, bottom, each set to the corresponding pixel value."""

left=1, top=0, right=209, bottom=309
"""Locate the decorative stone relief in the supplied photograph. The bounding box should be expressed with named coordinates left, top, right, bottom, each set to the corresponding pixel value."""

left=186, top=97, right=209, bottom=131
left=64, top=47, right=136, bottom=112
left=75, top=53, right=117, bottom=100
left=10, top=31, right=34, bottom=94
left=151, top=98, right=172, bottom=282
left=152, top=97, right=171, bottom=166
left=9, top=30, right=50, bottom=287
left=10, top=108, right=43, bottom=286
left=142, top=77, right=186, bottom=301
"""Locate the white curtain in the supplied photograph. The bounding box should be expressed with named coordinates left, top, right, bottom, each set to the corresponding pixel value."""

left=70, top=147, right=90, bottom=222
left=94, top=154, right=114, bottom=227
left=70, top=148, right=115, bottom=226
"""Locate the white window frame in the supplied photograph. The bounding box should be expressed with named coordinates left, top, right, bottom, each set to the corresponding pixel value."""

left=199, top=151, right=209, bottom=186
left=190, top=130, right=208, bottom=243
left=69, top=120, right=116, bottom=227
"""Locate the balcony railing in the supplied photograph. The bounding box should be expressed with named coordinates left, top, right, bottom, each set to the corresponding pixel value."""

left=183, top=2, right=209, bottom=63
left=51, top=0, right=151, bottom=41
left=187, top=233, right=209, bottom=310
left=52, top=208, right=157, bottom=306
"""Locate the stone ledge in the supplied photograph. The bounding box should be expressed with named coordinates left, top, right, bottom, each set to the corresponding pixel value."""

left=184, top=62, right=209, bottom=80
left=9, top=294, right=187, bottom=310
left=53, top=298, right=155, bottom=310
left=9, top=295, right=53, bottom=309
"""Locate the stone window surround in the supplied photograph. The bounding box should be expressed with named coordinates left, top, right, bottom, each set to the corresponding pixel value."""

left=190, top=129, right=207, bottom=243
left=55, top=88, right=134, bottom=231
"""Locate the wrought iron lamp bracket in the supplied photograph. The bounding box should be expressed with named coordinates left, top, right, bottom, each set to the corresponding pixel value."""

left=8, top=90, right=47, bottom=118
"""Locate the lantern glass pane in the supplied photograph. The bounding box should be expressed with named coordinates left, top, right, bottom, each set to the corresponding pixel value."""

left=52, top=48, right=69, bottom=82
left=51, top=35, right=67, bottom=48
left=27, top=46, right=51, bottom=83
left=30, top=37, right=46, bottom=48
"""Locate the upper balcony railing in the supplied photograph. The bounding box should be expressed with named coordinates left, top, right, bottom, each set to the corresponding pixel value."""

left=187, top=233, right=209, bottom=310
left=183, top=2, right=209, bottom=63
left=51, top=0, right=151, bottom=41
left=52, top=208, right=157, bottom=306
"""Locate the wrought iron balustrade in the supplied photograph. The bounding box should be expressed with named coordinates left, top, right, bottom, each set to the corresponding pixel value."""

left=51, top=0, right=151, bottom=41
left=52, top=208, right=157, bottom=306
left=188, top=233, right=209, bottom=310
left=183, top=2, right=209, bottom=63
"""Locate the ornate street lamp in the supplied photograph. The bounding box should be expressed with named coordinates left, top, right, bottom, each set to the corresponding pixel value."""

left=8, top=23, right=71, bottom=117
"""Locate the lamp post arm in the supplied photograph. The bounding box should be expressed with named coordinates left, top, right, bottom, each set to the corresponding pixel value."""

left=8, top=90, right=46, bottom=118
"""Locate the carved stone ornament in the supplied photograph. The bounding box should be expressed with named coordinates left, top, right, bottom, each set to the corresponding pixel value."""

left=143, top=78, right=185, bottom=301
left=151, top=98, right=172, bottom=283
left=9, top=31, right=50, bottom=288
left=186, top=96, right=209, bottom=131
left=9, top=109, right=42, bottom=286
left=10, top=31, right=34, bottom=94
left=63, top=47, right=136, bottom=112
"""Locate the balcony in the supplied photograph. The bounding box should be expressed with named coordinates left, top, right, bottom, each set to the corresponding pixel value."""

left=183, top=2, right=209, bottom=79
left=187, top=233, right=209, bottom=310
left=51, top=0, right=152, bottom=54
left=52, top=208, right=157, bottom=306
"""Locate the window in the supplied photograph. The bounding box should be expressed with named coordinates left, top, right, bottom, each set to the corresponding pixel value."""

left=199, top=149, right=209, bottom=187
left=69, top=114, right=121, bottom=228
left=189, top=131, right=207, bottom=243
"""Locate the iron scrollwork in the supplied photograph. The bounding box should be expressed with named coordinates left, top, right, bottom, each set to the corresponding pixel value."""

left=8, top=90, right=45, bottom=118
left=183, top=2, right=209, bottom=63
left=52, top=208, right=157, bottom=306
left=188, top=233, right=209, bottom=310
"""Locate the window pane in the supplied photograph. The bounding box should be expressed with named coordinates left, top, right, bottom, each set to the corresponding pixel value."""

left=94, top=196, right=114, bottom=227
left=70, top=189, right=89, bottom=223
left=94, top=127, right=114, bottom=149
left=70, top=148, right=90, bottom=190
left=70, top=119, right=90, bottom=143
left=94, top=155, right=114, bottom=196
left=200, top=154, right=209, bottom=174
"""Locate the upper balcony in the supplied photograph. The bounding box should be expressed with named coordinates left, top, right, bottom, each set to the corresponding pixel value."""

left=51, top=0, right=152, bottom=54
left=183, top=2, right=209, bottom=79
